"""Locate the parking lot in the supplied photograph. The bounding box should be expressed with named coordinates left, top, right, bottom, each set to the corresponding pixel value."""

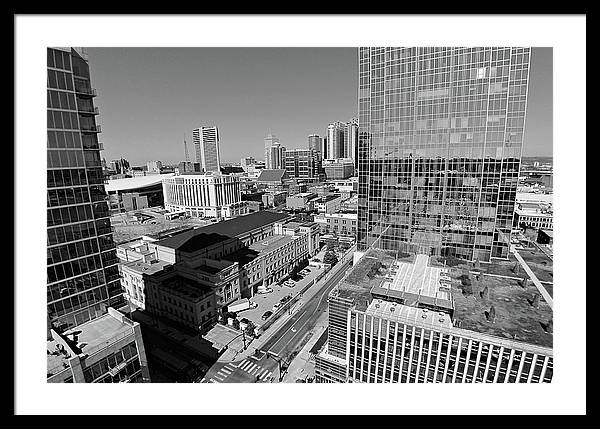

left=236, top=266, right=324, bottom=328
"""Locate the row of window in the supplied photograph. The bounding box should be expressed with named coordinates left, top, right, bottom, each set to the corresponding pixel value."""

left=47, top=254, right=103, bottom=284
left=48, top=69, right=74, bottom=91
left=48, top=48, right=72, bottom=71
left=47, top=186, right=91, bottom=208
left=82, top=342, right=139, bottom=382
left=47, top=237, right=99, bottom=266
left=48, top=168, right=89, bottom=188
left=47, top=269, right=106, bottom=303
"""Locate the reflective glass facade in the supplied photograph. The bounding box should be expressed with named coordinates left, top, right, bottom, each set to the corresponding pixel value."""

left=47, top=48, right=122, bottom=332
left=357, top=47, right=531, bottom=261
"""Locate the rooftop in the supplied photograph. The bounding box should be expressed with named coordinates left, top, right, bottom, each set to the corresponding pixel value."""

left=153, top=211, right=290, bottom=249
left=123, top=259, right=172, bottom=275
left=162, top=275, right=212, bottom=301
left=248, top=234, right=295, bottom=254
left=365, top=299, right=453, bottom=330
left=338, top=249, right=553, bottom=349
left=62, top=310, right=135, bottom=357
left=258, top=169, right=287, bottom=182
left=105, top=173, right=175, bottom=192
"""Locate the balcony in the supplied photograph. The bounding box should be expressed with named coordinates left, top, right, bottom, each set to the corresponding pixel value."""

left=83, top=142, right=104, bottom=151
left=74, top=86, right=97, bottom=97
left=78, top=105, right=99, bottom=115
left=81, top=124, right=102, bottom=133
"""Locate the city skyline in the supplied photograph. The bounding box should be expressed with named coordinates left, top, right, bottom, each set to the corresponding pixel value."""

left=87, top=47, right=552, bottom=165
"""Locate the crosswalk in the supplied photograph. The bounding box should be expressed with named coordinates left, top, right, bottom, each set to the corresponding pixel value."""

left=204, top=359, right=273, bottom=383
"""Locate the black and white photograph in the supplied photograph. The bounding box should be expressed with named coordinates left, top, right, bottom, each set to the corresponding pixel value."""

left=15, top=14, right=586, bottom=415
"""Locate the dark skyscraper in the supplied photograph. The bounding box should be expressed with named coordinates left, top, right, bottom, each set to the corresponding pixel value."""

left=47, top=47, right=123, bottom=331
left=357, top=47, right=531, bottom=261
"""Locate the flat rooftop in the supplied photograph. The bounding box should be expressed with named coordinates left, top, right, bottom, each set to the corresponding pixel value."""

left=365, top=299, right=453, bottom=330
left=249, top=234, right=295, bottom=254
left=339, top=249, right=553, bottom=349
left=123, top=259, right=172, bottom=275
left=63, top=311, right=135, bottom=356
left=162, top=275, right=212, bottom=300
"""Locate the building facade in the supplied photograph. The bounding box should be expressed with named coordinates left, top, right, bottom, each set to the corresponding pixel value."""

left=193, top=126, right=221, bottom=173
left=357, top=47, right=531, bottom=261
left=344, top=117, right=359, bottom=167
left=47, top=47, right=123, bottom=332
left=162, top=172, right=248, bottom=219
left=326, top=121, right=346, bottom=159
left=285, top=148, right=322, bottom=181
left=323, top=158, right=355, bottom=180
left=264, top=134, right=287, bottom=169
left=308, top=134, right=323, bottom=159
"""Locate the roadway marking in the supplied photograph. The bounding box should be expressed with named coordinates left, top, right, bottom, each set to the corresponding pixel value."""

left=220, top=367, right=232, bottom=375
left=267, top=272, right=337, bottom=353
left=213, top=373, right=225, bottom=381
left=260, top=370, right=272, bottom=380
left=239, top=361, right=252, bottom=371
left=209, top=378, right=217, bottom=383
left=246, top=363, right=258, bottom=373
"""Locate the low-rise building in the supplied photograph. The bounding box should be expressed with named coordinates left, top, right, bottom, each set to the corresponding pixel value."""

left=47, top=307, right=150, bottom=383
left=316, top=194, right=343, bottom=213
left=314, top=212, right=358, bottom=237
left=262, top=190, right=287, bottom=208
left=257, top=169, right=289, bottom=191
left=286, top=191, right=319, bottom=211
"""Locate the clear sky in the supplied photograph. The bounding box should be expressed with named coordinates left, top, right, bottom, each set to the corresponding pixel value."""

left=87, top=47, right=552, bottom=166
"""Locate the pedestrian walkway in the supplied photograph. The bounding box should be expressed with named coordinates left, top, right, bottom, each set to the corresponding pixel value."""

left=203, top=359, right=273, bottom=383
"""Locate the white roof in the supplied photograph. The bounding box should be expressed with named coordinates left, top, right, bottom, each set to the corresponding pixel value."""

left=105, top=173, right=175, bottom=192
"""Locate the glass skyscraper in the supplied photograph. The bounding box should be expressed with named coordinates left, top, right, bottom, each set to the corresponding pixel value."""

left=194, top=126, right=221, bottom=173
left=357, top=47, right=531, bottom=261
left=47, top=47, right=122, bottom=332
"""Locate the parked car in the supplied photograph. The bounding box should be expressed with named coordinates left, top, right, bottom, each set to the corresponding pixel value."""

left=272, top=303, right=282, bottom=312
left=261, top=311, right=273, bottom=320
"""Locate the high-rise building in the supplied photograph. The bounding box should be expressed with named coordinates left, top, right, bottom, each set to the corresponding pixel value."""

left=109, top=158, right=130, bottom=175
left=344, top=118, right=359, bottom=168
left=357, top=47, right=531, bottom=261
left=322, top=136, right=328, bottom=159
left=193, top=126, right=221, bottom=173
left=326, top=121, right=346, bottom=159
left=285, top=148, right=322, bottom=181
left=264, top=134, right=286, bottom=169
left=47, top=47, right=149, bottom=383
left=47, top=47, right=123, bottom=330
left=308, top=134, right=322, bottom=158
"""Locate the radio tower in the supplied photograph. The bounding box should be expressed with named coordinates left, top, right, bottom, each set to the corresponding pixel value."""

left=184, top=134, right=190, bottom=163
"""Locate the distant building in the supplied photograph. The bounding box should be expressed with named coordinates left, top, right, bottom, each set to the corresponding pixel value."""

left=110, top=158, right=130, bottom=175
left=193, top=126, right=221, bottom=173
left=286, top=192, right=319, bottom=211
left=105, top=173, right=174, bottom=213
left=344, top=118, right=359, bottom=167
left=162, top=172, right=248, bottom=219
left=240, top=156, right=256, bottom=172
left=177, top=161, right=201, bottom=174
left=314, top=212, right=358, bottom=237
left=316, top=194, right=343, bottom=214
left=264, top=134, right=286, bottom=169
left=257, top=169, right=289, bottom=190
left=262, top=190, right=288, bottom=208
left=146, top=160, right=162, bottom=174
left=323, top=158, right=355, bottom=180
left=285, top=148, right=322, bottom=181
left=308, top=134, right=322, bottom=159
left=326, top=122, right=346, bottom=159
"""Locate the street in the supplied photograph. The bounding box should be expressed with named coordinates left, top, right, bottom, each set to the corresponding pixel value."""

left=201, top=258, right=351, bottom=383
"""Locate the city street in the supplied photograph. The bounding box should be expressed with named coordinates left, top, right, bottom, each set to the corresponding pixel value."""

left=201, top=258, right=351, bottom=383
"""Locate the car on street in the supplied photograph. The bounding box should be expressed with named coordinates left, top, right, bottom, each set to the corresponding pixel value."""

left=261, top=311, right=273, bottom=320
left=272, top=303, right=282, bottom=312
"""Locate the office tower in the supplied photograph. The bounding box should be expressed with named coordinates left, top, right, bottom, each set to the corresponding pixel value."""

left=47, top=48, right=150, bottom=383
left=344, top=117, right=359, bottom=168
left=264, top=134, right=286, bottom=169
left=327, top=121, right=346, bottom=159
left=110, top=158, right=130, bottom=175
left=323, top=158, right=355, bottom=180
left=47, top=47, right=124, bottom=331
left=285, top=148, right=322, bottom=181
left=322, top=136, right=328, bottom=159
left=308, top=134, right=323, bottom=159
left=357, top=47, right=531, bottom=261
left=193, top=126, right=221, bottom=173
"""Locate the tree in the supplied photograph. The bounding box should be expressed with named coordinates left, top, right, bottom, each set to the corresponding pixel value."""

left=323, top=251, right=338, bottom=266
